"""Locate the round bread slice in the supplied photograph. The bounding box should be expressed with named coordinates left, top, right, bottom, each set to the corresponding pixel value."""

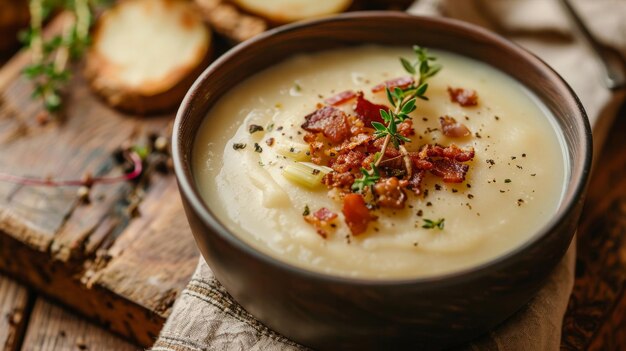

left=232, top=0, right=352, bottom=24
left=85, top=0, right=211, bottom=114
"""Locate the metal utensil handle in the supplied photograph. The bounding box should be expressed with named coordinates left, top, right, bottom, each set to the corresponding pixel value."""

left=560, top=0, right=626, bottom=90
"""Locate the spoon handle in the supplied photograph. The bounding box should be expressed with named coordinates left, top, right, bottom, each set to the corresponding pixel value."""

left=560, top=0, right=626, bottom=90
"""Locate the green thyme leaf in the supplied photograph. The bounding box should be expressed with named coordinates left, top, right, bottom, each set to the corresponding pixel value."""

left=400, top=57, right=416, bottom=74
left=422, top=218, right=445, bottom=230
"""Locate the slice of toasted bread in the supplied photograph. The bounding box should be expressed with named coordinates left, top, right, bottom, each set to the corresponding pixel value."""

left=195, top=0, right=267, bottom=43
left=232, top=0, right=352, bottom=24
left=85, top=0, right=211, bottom=114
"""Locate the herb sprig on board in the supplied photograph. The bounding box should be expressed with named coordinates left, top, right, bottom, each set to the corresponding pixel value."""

left=352, top=46, right=441, bottom=193
left=21, top=0, right=110, bottom=118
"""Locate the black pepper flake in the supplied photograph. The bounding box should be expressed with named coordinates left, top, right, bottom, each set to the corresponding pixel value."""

left=232, top=143, right=246, bottom=150
left=413, top=242, right=419, bottom=247
left=426, top=202, right=432, bottom=207
left=516, top=165, right=523, bottom=169
left=254, top=143, right=263, bottom=153
left=504, top=179, right=512, bottom=183
left=422, top=117, right=428, bottom=122
left=464, top=116, right=470, bottom=121
left=452, top=189, right=458, bottom=193
left=466, top=183, right=472, bottom=188
left=511, top=156, right=516, bottom=160
left=467, top=194, right=474, bottom=199
left=249, top=124, right=264, bottom=134
left=417, top=210, right=423, bottom=217
left=495, top=116, right=500, bottom=121
left=500, top=190, right=505, bottom=193
left=276, top=126, right=284, bottom=131
left=475, top=132, right=482, bottom=138
left=522, top=153, right=526, bottom=157
left=312, top=169, right=320, bottom=175
left=486, top=159, right=495, bottom=166
left=517, top=199, right=525, bottom=206
left=531, top=174, right=536, bottom=177
left=302, top=205, right=310, bottom=216
left=435, top=184, right=442, bottom=191
left=374, top=227, right=379, bottom=232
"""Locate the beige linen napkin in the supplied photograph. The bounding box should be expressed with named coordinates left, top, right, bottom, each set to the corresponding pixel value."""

left=152, top=1, right=626, bottom=350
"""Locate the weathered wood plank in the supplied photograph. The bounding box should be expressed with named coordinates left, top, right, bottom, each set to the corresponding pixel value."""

left=21, top=298, right=138, bottom=351
left=561, top=104, right=626, bottom=350
left=0, top=275, right=31, bottom=351
left=88, top=177, right=199, bottom=318
left=0, top=12, right=197, bottom=346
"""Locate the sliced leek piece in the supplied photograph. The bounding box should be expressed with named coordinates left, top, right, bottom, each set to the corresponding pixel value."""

left=276, top=142, right=310, bottom=161
left=282, top=162, right=327, bottom=188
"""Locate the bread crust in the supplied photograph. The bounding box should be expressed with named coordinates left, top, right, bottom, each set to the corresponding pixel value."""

left=231, top=0, right=353, bottom=24
left=85, top=0, right=211, bottom=114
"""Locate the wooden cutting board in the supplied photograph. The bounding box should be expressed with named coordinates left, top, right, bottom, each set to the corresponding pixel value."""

left=1, top=5, right=626, bottom=350
left=0, top=15, right=199, bottom=347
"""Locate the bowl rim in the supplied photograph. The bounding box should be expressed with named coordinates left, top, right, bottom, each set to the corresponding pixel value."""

left=173, top=11, right=592, bottom=287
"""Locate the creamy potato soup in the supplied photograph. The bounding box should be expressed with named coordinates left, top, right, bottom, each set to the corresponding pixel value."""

left=193, top=46, right=567, bottom=279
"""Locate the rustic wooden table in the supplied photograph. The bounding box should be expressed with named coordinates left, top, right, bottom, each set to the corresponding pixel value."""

left=0, top=8, right=625, bottom=351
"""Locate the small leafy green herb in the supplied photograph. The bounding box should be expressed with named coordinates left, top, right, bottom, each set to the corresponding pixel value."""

left=22, top=0, right=111, bottom=116
left=249, top=124, right=264, bottom=134
left=266, top=123, right=275, bottom=132
left=422, top=218, right=445, bottom=230
left=352, top=45, right=442, bottom=192
left=351, top=163, right=380, bottom=193
left=232, top=143, right=246, bottom=150
left=302, top=205, right=310, bottom=216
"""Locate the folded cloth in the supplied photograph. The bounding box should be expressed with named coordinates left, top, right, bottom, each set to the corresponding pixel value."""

left=152, top=1, right=626, bottom=350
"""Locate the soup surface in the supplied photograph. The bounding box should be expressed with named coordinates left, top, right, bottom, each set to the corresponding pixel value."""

left=193, top=46, right=567, bottom=279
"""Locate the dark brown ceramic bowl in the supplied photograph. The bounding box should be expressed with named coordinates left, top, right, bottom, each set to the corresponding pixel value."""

left=173, top=12, right=591, bottom=350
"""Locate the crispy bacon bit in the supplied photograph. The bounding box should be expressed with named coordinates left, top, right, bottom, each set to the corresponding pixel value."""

left=439, top=116, right=471, bottom=138
left=324, top=90, right=357, bottom=106
left=372, top=76, right=414, bottom=93
left=354, top=92, right=386, bottom=126
left=448, top=87, right=478, bottom=107
left=374, top=177, right=407, bottom=209
left=397, top=120, right=415, bottom=137
left=430, top=158, right=470, bottom=183
left=371, top=137, right=401, bottom=158
left=410, top=156, right=434, bottom=171
left=407, top=170, right=426, bottom=195
left=332, top=133, right=372, bottom=155
left=301, top=106, right=351, bottom=144
left=313, top=207, right=338, bottom=222
left=322, top=172, right=355, bottom=189
left=419, top=144, right=475, bottom=162
left=330, top=150, right=366, bottom=173
left=342, top=193, right=372, bottom=236
left=304, top=207, right=338, bottom=238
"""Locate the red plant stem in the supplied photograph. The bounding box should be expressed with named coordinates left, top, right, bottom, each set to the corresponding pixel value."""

left=0, top=151, right=143, bottom=187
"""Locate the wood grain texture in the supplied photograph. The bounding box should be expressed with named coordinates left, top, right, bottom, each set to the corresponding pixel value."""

left=0, top=275, right=31, bottom=351
left=0, top=13, right=198, bottom=347
left=561, top=103, right=626, bottom=349
left=21, top=299, right=138, bottom=351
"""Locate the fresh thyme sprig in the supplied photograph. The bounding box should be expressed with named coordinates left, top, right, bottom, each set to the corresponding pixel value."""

left=352, top=46, right=441, bottom=194
left=351, top=161, right=380, bottom=193
left=21, top=0, right=109, bottom=116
